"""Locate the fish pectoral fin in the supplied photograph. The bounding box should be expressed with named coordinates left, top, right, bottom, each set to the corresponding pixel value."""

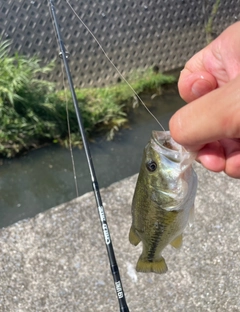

left=136, top=256, right=168, bottom=274
left=170, top=234, right=183, bottom=249
left=188, top=205, right=195, bottom=227
left=129, top=226, right=141, bottom=246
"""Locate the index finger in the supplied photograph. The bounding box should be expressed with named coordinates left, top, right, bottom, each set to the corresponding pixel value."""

left=170, top=75, right=240, bottom=150
left=178, top=67, right=217, bottom=103
left=178, top=47, right=217, bottom=102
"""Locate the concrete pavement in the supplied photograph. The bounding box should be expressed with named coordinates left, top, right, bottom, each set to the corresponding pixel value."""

left=0, top=163, right=239, bottom=311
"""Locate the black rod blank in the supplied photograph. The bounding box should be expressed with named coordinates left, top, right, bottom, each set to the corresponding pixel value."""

left=48, top=1, right=129, bottom=311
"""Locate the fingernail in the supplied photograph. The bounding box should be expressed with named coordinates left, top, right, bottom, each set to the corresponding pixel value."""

left=192, top=79, right=214, bottom=97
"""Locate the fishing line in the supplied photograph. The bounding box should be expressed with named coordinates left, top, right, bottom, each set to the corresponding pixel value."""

left=65, top=0, right=166, bottom=132
left=47, top=1, right=79, bottom=197
left=48, top=1, right=129, bottom=311
left=61, top=62, right=79, bottom=197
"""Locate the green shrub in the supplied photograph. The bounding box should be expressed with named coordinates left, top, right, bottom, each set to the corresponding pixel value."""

left=0, top=39, right=176, bottom=158
left=0, top=40, right=58, bottom=157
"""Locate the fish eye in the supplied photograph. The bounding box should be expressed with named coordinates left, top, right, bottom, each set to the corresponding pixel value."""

left=146, top=160, right=157, bottom=172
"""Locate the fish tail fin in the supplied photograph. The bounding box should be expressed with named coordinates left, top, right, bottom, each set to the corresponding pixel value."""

left=136, top=256, right=168, bottom=274
left=129, top=226, right=141, bottom=246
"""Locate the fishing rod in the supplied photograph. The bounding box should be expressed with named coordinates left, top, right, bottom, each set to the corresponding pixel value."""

left=48, top=1, right=129, bottom=311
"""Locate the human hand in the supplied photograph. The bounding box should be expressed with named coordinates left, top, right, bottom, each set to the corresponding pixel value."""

left=169, top=22, right=240, bottom=178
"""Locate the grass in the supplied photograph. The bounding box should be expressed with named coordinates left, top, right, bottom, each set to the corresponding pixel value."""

left=0, top=39, right=176, bottom=158
left=205, top=0, right=221, bottom=43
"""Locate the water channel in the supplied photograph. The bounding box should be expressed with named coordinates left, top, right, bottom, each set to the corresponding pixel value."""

left=0, top=90, right=185, bottom=228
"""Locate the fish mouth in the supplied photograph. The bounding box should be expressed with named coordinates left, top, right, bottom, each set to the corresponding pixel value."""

left=151, top=130, right=196, bottom=164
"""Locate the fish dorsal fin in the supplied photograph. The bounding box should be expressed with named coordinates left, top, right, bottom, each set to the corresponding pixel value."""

left=170, top=234, right=183, bottom=249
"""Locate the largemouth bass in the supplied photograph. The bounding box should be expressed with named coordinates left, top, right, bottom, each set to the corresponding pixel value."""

left=129, top=131, right=198, bottom=274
